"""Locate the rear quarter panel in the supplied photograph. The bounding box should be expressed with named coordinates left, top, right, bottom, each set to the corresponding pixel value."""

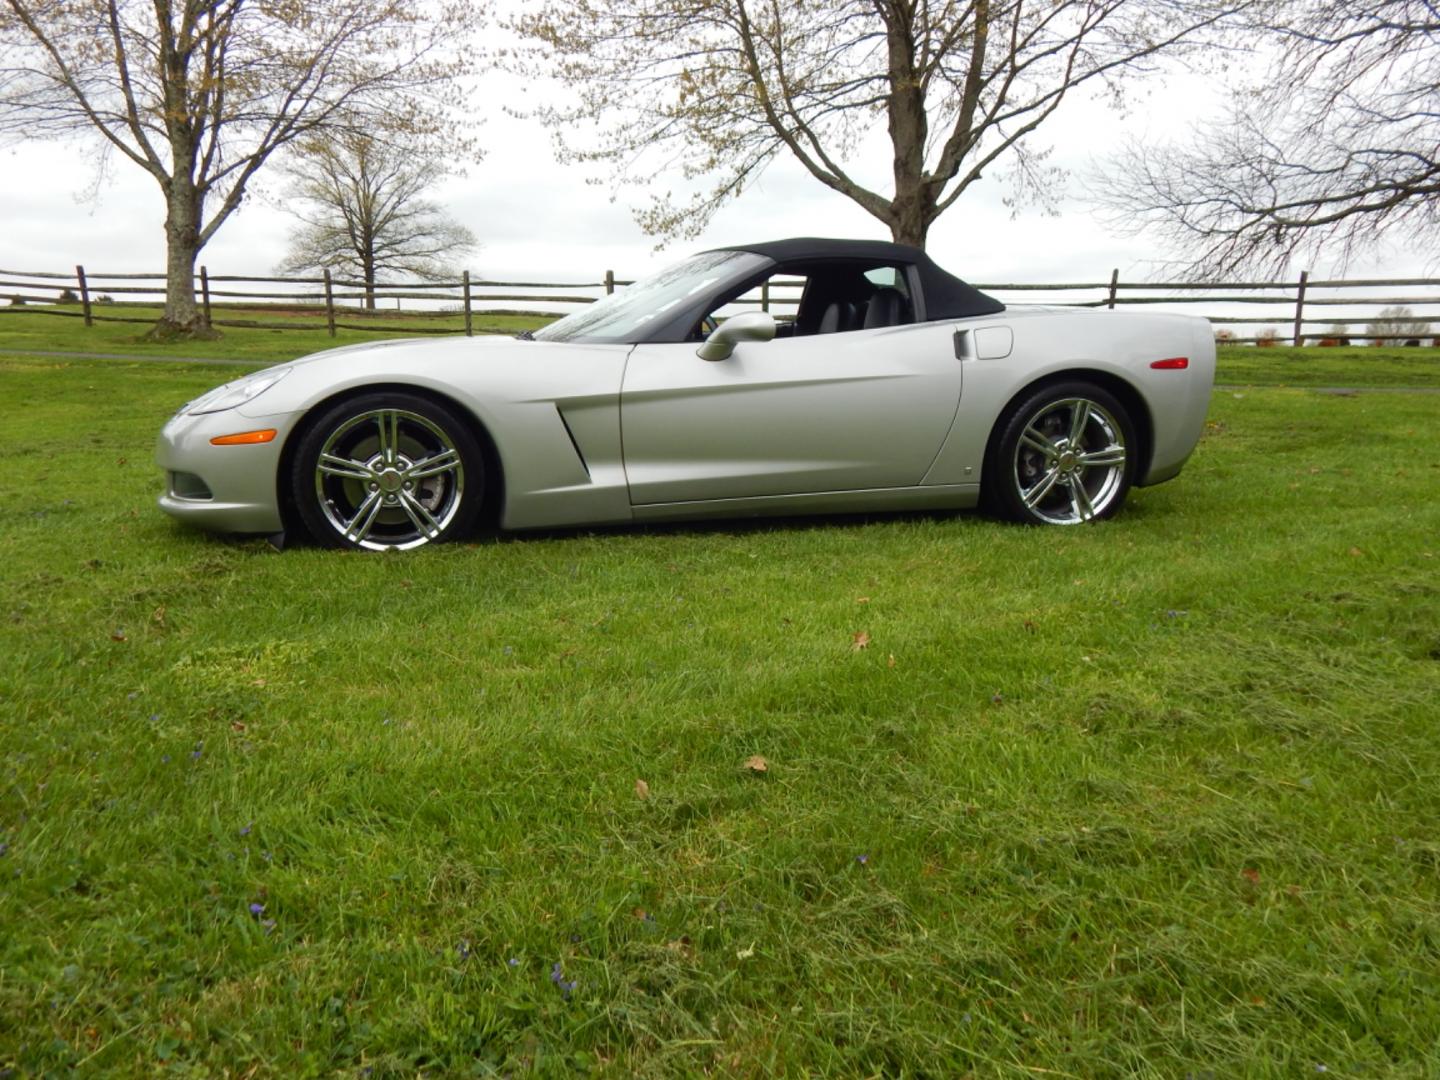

left=922, top=308, right=1214, bottom=487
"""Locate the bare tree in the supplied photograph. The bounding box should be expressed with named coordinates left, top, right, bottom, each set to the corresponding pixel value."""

left=0, top=1, right=480, bottom=338
left=1366, top=305, right=1431, bottom=345
left=510, top=0, right=1246, bottom=249
left=276, top=135, right=477, bottom=310
left=1098, top=1, right=1440, bottom=277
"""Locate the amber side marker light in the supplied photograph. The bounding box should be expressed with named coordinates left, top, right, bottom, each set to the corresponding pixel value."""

left=210, top=429, right=277, bottom=446
left=1150, top=357, right=1189, bottom=370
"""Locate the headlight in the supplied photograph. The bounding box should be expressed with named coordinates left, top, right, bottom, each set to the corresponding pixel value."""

left=186, top=368, right=291, bottom=415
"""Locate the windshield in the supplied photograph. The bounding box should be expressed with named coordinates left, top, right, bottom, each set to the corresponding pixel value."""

left=533, top=250, right=768, bottom=343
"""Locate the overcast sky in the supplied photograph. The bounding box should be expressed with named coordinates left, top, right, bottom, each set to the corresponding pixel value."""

left=0, top=44, right=1425, bottom=291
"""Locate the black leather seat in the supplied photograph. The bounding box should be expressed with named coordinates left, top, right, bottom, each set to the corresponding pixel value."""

left=862, top=286, right=909, bottom=329
left=817, top=300, right=860, bottom=334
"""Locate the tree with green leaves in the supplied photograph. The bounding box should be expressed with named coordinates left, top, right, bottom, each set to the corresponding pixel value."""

left=0, top=0, right=480, bottom=339
left=511, top=0, right=1248, bottom=249
left=276, top=134, right=477, bottom=311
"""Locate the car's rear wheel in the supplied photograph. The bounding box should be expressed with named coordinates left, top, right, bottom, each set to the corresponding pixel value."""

left=986, top=381, right=1136, bottom=525
left=291, top=392, right=485, bottom=550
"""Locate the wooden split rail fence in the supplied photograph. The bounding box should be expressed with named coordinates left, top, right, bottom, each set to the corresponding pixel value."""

left=2, top=264, right=1437, bottom=345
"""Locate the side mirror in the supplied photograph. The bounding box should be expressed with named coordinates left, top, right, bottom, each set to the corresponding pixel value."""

left=696, top=311, right=776, bottom=361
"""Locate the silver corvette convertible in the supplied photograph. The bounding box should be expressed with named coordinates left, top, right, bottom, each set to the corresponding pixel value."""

left=156, top=238, right=1215, bottom=550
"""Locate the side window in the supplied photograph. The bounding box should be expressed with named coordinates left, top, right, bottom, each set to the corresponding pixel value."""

left=794, top=263, right=914, bottom=336
left=693, top=271, right=806, bottom=339
left=693, top=261, right=914, bottom=341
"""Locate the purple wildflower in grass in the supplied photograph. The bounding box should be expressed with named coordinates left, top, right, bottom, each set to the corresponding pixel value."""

left=239, top=823, right=252, bottom=836
left=507, top=957, right=520, bottom=968
left=149, top=713, right=159, bottom=722
left=549, top=961, right=576, bottom=998
left=161, top=755, right=170, bottom=764
left=457, top=940, right=471, bottom=961
left=249, top=902, right=265, bottom=917
left=855, top=854, right=869, bottom=865
left=191, top=742, right=203, bottom=761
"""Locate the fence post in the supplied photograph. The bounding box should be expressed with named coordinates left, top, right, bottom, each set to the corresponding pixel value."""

left=762, top=280, right=770, bottom=312
left=604, top=269, right=615, bottom=295
left=1292, top=269, right=1309, bottom=347
left=199, top=266, right=213, bottom=330
left=462, top=271, right=473, bottom=337
left=323, top=269, right=336, bottom=338
left=75, top=264, right=92, bottom=327
left=1106, top=268, right=1118, bottom=310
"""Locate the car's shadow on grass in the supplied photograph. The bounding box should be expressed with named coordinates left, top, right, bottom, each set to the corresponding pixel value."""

left=208, top=505, right=1007, bottom=552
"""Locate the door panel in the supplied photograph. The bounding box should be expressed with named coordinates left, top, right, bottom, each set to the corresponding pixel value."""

left=620, top=324, right=962, bottom=504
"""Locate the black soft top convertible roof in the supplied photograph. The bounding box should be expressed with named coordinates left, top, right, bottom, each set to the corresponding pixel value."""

left=717, top=237, right=1005, bottom=320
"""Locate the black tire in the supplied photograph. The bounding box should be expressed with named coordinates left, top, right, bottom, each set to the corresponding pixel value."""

left=290, top=391, right=486, bottom=550
left=984, top=381, right=1137, bottom=525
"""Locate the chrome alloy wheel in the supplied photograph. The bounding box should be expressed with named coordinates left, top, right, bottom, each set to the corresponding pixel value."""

left=1012, top=397, right=1127, bottom=525
left=313, top=408, right=465, bottom=550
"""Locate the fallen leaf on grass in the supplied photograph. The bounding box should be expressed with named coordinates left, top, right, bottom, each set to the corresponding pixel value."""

left=743, top=755, right=768, bottom=774
left=991, top=692, right=1004, bottom=706
left=230, top=721, right=247, bottom=733
left=1348, top=546, right=1364, bottom=557
left=666, top=936, right=694, bottom=957
left=634, top=778, right=650, bottom=800
left=1241, top=867, right=1261, bottom=885
left=887, top=654, right=896, bottom=669
left=855, top=596, right=871, bottom=604
left=110, top=629, right=126, bottom=642
left=852, top=631, right=871, bottom=651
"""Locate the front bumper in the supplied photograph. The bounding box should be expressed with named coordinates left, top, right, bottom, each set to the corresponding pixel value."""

left=155, top=408, right=302, bottom=534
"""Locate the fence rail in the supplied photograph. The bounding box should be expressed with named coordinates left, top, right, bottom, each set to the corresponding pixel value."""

left=2, top=264, right=1438, bottom=345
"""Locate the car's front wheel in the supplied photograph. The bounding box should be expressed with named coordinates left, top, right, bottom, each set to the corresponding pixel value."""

left=291, top=392, right=485, bottom=550
left=986, top=381, right=1136, bottom=525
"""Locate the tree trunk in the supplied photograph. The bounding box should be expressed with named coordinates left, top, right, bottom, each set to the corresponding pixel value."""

left=363, top=253, right=376, bottom=311
left=887, top=211, right=930, bottom=249
left=882, top=8, right=931, bottom=251
left=148, top=177, right=219, bottom=340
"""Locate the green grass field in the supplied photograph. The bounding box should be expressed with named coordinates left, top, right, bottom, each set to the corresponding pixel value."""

left=2, top=305, right=1438, bottom=386
left=2, top=350, right=1439, bottom=1076
left=0, top=304, right=552, bottom=362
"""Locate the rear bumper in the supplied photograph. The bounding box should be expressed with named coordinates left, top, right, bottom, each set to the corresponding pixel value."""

left=1137, top=320, right=1216, bottom=486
